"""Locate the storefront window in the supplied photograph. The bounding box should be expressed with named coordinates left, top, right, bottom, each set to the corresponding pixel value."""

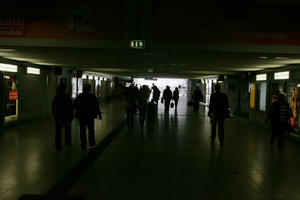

left=4, top=74, right=18, bottom=123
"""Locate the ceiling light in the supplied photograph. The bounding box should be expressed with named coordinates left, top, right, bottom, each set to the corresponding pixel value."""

left=258, top=56, right=268, bottom=59
left=275, top=57, right=289, bottom=60
left=0, top=49, right=16, bottom=52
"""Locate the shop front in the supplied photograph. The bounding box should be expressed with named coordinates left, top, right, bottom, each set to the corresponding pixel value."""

left=0, top=64, right=19, bottom=125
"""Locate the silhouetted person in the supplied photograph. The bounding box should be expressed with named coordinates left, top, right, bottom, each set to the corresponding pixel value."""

left=173, top=87, right=179, bottom=109
left=208, top=83, right=229, bottom=146
left=138, top=85, right=149, bottom=126
left=147, top=99, right=157, bottom=124
left=267, top=92, right=292, bottom=149
left=162, top=86, right=172, bottom=111
left=125, top=83, right=138, bottom=128
left=52, top=83, right=73, bottom=149
left=75, top=83, right=101, bottom=149
left=152, top=85, right=161, bottom=106
left=192, top=86, right=204, bottom=112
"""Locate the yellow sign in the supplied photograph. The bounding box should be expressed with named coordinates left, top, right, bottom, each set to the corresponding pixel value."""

left=250, top=83, right=256, bottom=109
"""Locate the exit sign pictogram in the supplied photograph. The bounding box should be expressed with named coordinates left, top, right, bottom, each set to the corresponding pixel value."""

left=130, top=40, right=145, bottom=49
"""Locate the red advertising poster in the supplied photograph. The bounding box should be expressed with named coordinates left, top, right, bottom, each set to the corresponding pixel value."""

left=4, top=74, right=18, bottom=122
left=0, top=0, right=125, bottom=40
left=9, top=91, right=18, bottom=100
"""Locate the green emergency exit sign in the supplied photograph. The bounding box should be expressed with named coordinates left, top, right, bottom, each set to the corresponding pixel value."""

left=130, top=40, right=145, bottom=49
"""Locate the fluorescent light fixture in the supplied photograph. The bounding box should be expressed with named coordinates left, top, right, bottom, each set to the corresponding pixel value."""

left=258, top=56, right=268, bottom=59
left=274, top=71, right=289, bottom=80
left=256, top=74, right=267, bottom=81
left=297, top=84, right=300, bottom=88
left=27, top=67, right=40, bottom=75
left=0, top=63, right=18, bottom=72
left=88, top=76, right=94, bottom=80
left=0, top=48, right=16, bottom=52
left=82, top=75, right=87, bottom=79
left=275, top=57, right=289, bottom=60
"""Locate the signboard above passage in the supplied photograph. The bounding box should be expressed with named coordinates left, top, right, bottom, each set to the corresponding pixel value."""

left=130, top=40, right=145, bottom=49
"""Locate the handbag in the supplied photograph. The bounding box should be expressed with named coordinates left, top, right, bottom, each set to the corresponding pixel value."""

left=170, top=102, right=174, bottom=108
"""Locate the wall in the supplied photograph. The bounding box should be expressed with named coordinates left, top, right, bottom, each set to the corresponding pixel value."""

left=18, top=66, right=54, bottom=121
left=225, top=76, right=249, bottom=116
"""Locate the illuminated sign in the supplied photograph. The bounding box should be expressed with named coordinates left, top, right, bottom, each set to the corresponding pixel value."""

left=130, top=40, right=145, bottom=49
left=274, top=71, right=289, bottom=80
left=256, top=74, right=267, bottom=81
left=82, top=75, right=87, bottom=79
left=0, top=63, right=17, bottom=72
left=27, top=67, right=40, bottom=75
left=9, top=91, right=18, bottom=100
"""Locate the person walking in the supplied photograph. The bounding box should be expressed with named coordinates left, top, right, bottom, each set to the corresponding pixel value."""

left=267, top=92, right=293, bottom=150
left=52, top=83, right=74, bottom=150
left=75, top=83, right=102, bottom=149
left=152, top=85, right=161, bottom=106
left=125, top=83, right=138, bottom=128
left=173, top=87, right=179, bottom=109
left=162, top=86, right=172, bottom=111
left=208, top=83, right=229, bottom=146
left=138, top=85, right=149, bottom=126
left=192, top=86, right=204, bottom=112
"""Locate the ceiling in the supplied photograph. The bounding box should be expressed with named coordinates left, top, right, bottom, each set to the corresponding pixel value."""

left=1, top=42, right=300, bottom=78
left=2, top=1, right=300, bottom=78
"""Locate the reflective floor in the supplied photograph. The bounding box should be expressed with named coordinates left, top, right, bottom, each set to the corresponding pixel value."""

left=1, top=99, right=300, bottom=200
left=0, top=100, right=125, bottom=200
left=68, top=99, right=300, bottom=200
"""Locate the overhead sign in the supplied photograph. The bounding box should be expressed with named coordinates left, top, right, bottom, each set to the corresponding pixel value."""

left=130, top=40, right=145, bottom=49
left=27, top=67, right=40, bottom=75
left=256, top=74, right=267, bottom=81
left=274, top=71, right=289, bottom=80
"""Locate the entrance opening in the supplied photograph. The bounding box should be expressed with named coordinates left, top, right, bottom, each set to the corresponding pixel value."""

left=133, top=78, right=188, bottom=99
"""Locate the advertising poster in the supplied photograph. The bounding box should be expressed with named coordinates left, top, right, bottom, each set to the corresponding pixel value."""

left=250, top=83, right=256, bottom=109
left=290, top=86, right=300, bottom=128
left=0, top=1, right=124, bottom=40
left=4, top=74, right=18, bottom=123
left=259, top=82, right=267, bottom=111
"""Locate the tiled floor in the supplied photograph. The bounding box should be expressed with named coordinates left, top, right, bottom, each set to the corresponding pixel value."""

left=0, top=100, right=125, bottom=200
left=68, top=99, right=300, bottom=200
left=1, top=99, right=300, bottom=200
